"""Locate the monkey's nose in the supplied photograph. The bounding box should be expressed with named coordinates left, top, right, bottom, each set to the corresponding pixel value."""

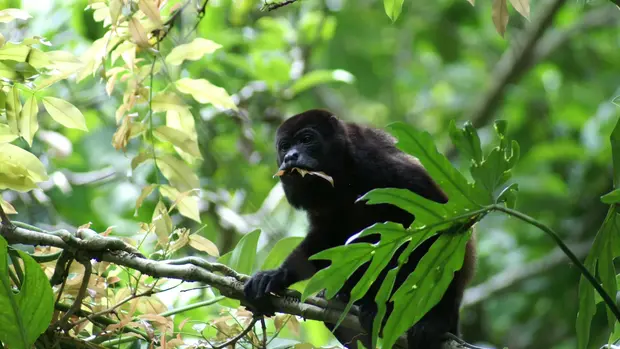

left=283, top=149, right=299, bottom=163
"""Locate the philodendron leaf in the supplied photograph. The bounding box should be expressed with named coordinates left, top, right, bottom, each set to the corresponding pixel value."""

left=0, top=236, right=54, bottom=349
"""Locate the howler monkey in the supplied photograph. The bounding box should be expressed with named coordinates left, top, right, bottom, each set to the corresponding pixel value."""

left=244, top=109, right=476, bottom=349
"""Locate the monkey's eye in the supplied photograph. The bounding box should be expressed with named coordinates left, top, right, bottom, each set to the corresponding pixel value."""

left=279, top=141, right=290, bottom=151
left=300, top=134, right=313, bottom=144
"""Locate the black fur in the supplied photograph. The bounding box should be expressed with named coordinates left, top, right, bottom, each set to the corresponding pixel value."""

left=243, top=109, right=476, bottom=349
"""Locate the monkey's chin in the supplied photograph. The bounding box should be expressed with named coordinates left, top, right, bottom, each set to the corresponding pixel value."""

left=273, top=167, right=334, bottom=187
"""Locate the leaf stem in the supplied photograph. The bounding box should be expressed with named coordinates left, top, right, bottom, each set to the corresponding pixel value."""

left=490, top=204, right=620, bottom=322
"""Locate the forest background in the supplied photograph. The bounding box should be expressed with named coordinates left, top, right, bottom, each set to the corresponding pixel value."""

left=0, top=0, right=619, bottom=349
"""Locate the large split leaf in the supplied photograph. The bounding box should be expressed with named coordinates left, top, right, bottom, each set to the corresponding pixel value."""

left=0, top=236, right=54, bottom=349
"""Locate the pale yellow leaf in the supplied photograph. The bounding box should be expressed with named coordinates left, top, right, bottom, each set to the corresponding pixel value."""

left=160, top=185, right=201, bottom=223
left=492, top=0, right=509, bottom=37
left=0, top=33, right=5, bottom=48
left=158, top=155, right=200, bottom=192
left=0, top=43, right=30, bottom=62
left=128, top=16, right=150, bottom=48
left=0, top=197, right=17, bottom=214
left=42, top=96, right=88, bottom=131
left=0, top=8, right=32, bottom=23
left=5, top=86, right=21, bottom=134
left=153, top=126, right=202, bottom=159
left=165, top=38, right=222, bottom=66
left=0, top=142, right=49, bottom=192
left=109, top=0, right=123, bottom=25
left=175, top=78, right=237, bottom=111
left=112, top=115, right=132, bottom=151
left=166, top=108, right=197, bottom=141
left=0, top=124, right=18, bottom=143
left=151, top=92, right=189, bottom=114
left=27, top=48, right=51, bottom=69
left=189, top=234, right=219, bottom=257
left=509, top=0, right=529, bottom=19
left=135, top=184, right=157, bottom=214
left=139, top=0, right=163, bottom=27
left=20, top=95, right=39, bottom=146
left=466, top=0, right=475, bottom=5
left=152, top=200, right=172, bottom=246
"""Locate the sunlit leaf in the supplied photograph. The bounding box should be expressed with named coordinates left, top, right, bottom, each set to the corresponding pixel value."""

left=154, top=126, right=202, bottom=159
left=175, top=78, right=237, bottom=111
left=139, top=0, right=163, bottom=27
left=151, top=92, right=189, bottom=114
left=287, top=69, right=354, bottom=97
left=5, top=85, right=21, bottom=134
left=0, top=197, right=17, bottom=214
left=383, top=0, right=405, bottom=22
left=492, top=0, right=509, bottom=37
left=448, top=120, right=483, bottom=165
left=0, top=8, right=32, bottom=23
left=19, top=95, right=39, bottom=146
left=109, top=0, right=123, bottom=25
left=152, top=200, right=172, bottom=246
left=42, top=97, right=88, bottom=131
left=218, top=229, right=261, bottom=275
left=165, top=38, right=222, bottom=66
left=601, top=189, right=620, bottom=204
left=189, top=234, right=219, bottom=257
left=159, top=184, right=201, bottom=223
left=0, top=124, right=18, bottom=143
left=158, top=155, right=200, bottom=192
left=0, top=236, right=54, bottom=349
left=27, top=48, right=51, bottom=69
left=610, top=117, right=620, bottom=187
left=128, top=17, right=150, bottom=48
left=135, top=184, right=157, bottom=214
left=0, top=43, right=30, bottom=62
left=359, top=188, right=448, bottom=225
left=0, top=143, right=49, bottom=192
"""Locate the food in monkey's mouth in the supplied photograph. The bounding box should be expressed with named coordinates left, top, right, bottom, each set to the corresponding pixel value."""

left=273, top=167, right=334, bottom=187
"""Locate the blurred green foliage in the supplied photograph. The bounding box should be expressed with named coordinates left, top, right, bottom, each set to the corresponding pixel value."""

left=0, top=0, right=619, bottom=348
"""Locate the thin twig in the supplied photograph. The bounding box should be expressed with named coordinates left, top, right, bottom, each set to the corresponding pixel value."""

left=212, top=317, right=259, bottom=349
left=261, top=0, right=299, bottom=11
left=56, top=256, right=92, bottom=332
left=260, top=317, right=267, bottom=349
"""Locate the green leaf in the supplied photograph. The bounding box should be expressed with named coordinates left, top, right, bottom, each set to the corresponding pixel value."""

left=19, top=95, right=39, bottom=146
left=41, top=96, right=88, bottom=131
left=610, top=117, right=620, bottom=187
left=175, top=78, right=237, bottom=111
left=387, top=122, right=480, bottom=211
left=383, top=0, right=405, bottom=22
left=218, top=229, right=261, bottom=275
left=601, top=188, right=620, bottom=204
left=153, top=126, right=202, bottom=159
left=0, top=43, right=30, bottom=62
left=151, top=92, right=189, bottom=114
left=287, top=69, right=354, bottom=97
left=0, top=124, right=18, bottom=143
left=5, top=86, right=21, bottom=134
left=0, top=143, right=49, bottom=192
left=371, top=267, right=399, bottom=349
left=382, top=230, right=472, bottom=348
left=261, top=237, right=304, bottom=271
left=496, top=183, right=519, bottom=209
left=448, top=120, right=483, bottom=165
left=0, top=236, right=54, bottom=349
left=165, top=38, right=222, bottom=66
left=576, top=208, right=620, bottom=348
left=359, top=188, right=448, bottom=225
left=159, top=185, right=201, bottom=223
left=302, top=243, right=374, bottom=301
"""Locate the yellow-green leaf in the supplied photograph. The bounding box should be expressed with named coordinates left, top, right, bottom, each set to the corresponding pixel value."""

left=19, top=95, right=39, bottom=146
left=151, top=92, right=189, bottom=114
left=0, top=33, right=5, bottom=48
left=139, top=0, right=163, bottom=27
left=0, top=143, right=49, bottom=192
left=158, top=155, right=200, bottom=192
left=0, top=8, right=32, bottom=23
left=165, top=38, right=222, bottom=66
left=42, top=96, right=88, bottom=131
left=384, top=0, right=404, bottom=22
left=5, top=86, right=21, bottom=134
left=175, top=78, right=237, bottom=111
left=109, top=0, right=123, bottom=25
left=0, top=43, right=30, bottom=62
left=153, top=126, right=202, bottom=159
left=135, top=184, right=157, bottom=214
left=492, top=0, right=509, bottom=37
left=160, top=185, right=201, bottom=223
left=152, top=200, right=172, bottom=246
left=189, top=234, right=219, bottom=257
left=0, top=197, right=17, bottom=214
left=0, top=124, right=18, bottom=143
left=27, top=48, right=51, bottom=69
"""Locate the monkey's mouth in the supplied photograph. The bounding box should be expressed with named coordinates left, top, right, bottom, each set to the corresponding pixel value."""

left=273, top=167, right=334, bottom=187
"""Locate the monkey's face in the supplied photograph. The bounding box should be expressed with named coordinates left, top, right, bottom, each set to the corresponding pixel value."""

left=275, top=110, right=348, bottom=210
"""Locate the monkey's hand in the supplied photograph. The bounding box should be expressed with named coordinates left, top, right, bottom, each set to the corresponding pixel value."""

left=242, top=268, right=290, bottom=316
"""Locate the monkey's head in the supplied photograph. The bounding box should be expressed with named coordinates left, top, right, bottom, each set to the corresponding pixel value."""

left=275, top=109, right=350, bottom=210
